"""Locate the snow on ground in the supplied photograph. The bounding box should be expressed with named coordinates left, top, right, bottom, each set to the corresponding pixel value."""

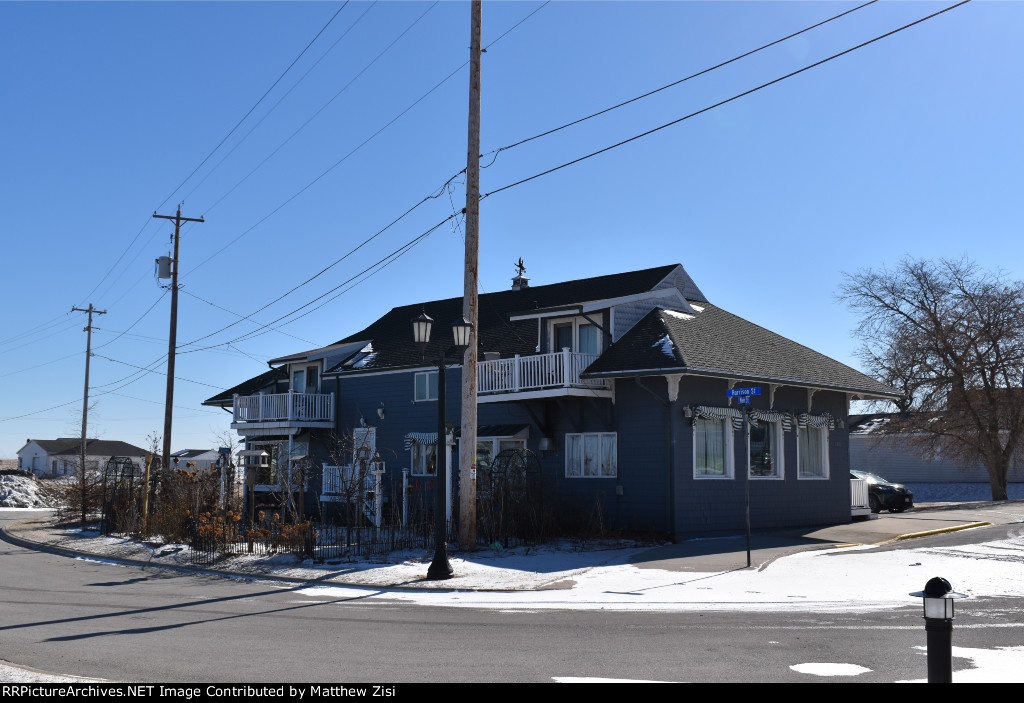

left=0, top=474, right=49, bottom=508
left=289, top=532, right=1024, bottom=613
left=897, top=646, right=1024, bottom=683
left=0, top=660, right=106, bottom=683
left=3, top=507, right=1023, bottom=683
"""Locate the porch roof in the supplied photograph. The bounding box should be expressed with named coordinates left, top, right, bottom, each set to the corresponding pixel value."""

left=203, top=366, right=288, bottom=407
left=581, top=305, right=900, bottom=399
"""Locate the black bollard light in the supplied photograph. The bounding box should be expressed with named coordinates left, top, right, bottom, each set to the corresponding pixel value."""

left=909, top=576, right=966, bottom=683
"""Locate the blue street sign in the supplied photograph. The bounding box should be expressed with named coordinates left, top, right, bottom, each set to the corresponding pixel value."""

left=737, top=396, right=751, bottom=405
left=727, top=387, right=762, bottom=397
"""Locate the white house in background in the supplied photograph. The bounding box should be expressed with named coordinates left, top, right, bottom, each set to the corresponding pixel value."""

left=170, top=449, right=220, bottom=472
left=16, top=438, right=148, bottom=477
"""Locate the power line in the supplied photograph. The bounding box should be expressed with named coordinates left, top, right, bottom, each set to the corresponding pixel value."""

left=177, top=169, right=463, bottom=352
left=156, top=2, right=352, bottom=213
left=179, top=1, right=380, bottom=205
left=482, top=0, right=971, bottom=202
left=179, top=289, right=318, bottom=346
left=93, top=354, right=226, bottom=390
left=183, top=1, right=546, bottom=277
left=482, top=0, right=878, bottom=166
left=66, top=4, right=350, bottom=323
left=179, top=212, right=459, bottom=355
left=5, top=2, right=547, bottom=351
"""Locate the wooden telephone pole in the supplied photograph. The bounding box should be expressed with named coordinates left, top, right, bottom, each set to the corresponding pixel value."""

left=71, top=303, right=106, bottom=526
left=153, top=206, right=204, bottom=479
left=459, top=0, right=482, bottom=551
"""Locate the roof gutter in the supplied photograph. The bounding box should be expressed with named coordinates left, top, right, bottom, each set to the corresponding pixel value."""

left=583, top=365, right=901, bottom=400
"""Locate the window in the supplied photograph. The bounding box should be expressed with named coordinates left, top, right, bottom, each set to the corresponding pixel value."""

left=414, top=371, right=438, bottom=401
left=548, top=315, right=603, bottom=354
left=749, top=421, right=783, bottom=478
left=475, top=437, right=526, bottom=475
left=411, top=442, right=437, bottom=476
left=799, top=426, right=829, bottom=478
left=566, top=432, right=617, bottom=478
left=578, top=324, right=599, bottom=354
left=306, top=366, right=318, bottom=393
left=352, top=427, right=376, bottom=462
left=292, top=369, right=305, bottom=393
left=694, top=417, right=733, bottom=478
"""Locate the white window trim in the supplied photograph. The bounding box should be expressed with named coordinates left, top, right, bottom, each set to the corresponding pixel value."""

left=693, top=416, right=735, bottom=479
left=410, top=441, right=437, bottom=477
left=797, top=425, right=830, bottom=480
left=547, top=313, right=604, bottom=354
left=748, top=419, right=785, bottom=480
left=414, top=370, right=438, bottom=402
left=565, top=432, right=617, bottom=478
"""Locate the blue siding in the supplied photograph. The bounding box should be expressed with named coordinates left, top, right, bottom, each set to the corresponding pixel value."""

left=324, top=368, right=855, bottom=538
left=673, top=379, right=851, bottom=536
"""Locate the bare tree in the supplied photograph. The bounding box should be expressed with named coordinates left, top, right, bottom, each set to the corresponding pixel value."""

left=211, top=428, right=242, bottom=510
left=50, top=455, right=103, bottom=528
left=840, top=257, right=1024, bottom=500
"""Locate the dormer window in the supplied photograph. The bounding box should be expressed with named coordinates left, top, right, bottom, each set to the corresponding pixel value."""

left=291, top=365, right=320, bottom=393
left=549, top=315, right=602, bottom=355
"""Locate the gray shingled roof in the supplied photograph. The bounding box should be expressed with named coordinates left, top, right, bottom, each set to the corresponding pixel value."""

left=582, top=305, right=900, bottom=398
left=203, top=366, right=288, bottom=406
left=27, top=438, right=149, bottom=456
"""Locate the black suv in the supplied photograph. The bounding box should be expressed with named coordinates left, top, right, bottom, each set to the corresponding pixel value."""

left=851, top=470, right=914, bottom=513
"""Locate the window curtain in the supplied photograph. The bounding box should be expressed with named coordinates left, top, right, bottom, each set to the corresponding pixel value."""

left=799, top=426, right=826, bottom=477
left=695, top=417, right=727, bottom=476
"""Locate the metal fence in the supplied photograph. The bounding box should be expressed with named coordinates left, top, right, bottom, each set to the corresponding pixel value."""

left=187, top=516, right=454, bottom=566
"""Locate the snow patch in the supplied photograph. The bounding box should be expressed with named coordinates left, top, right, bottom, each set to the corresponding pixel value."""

left=898, top=646, right=1024, bottom=683
left=791, top=663, right=872, bottom=677
left=0, top=475, right=50, bottom=508
left=652, top=334, right=675, bottom=357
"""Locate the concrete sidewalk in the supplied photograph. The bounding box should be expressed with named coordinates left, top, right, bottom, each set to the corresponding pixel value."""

left=629, top=501, right=1023, bottom=574
left=3, top=501, right=1022, bottom=590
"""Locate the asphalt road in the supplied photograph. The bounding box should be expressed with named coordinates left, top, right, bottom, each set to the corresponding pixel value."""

left=1, top=511, right=1021, bottom=683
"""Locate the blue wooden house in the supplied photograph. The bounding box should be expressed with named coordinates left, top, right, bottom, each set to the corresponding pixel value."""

left=203, top=263, right=898, bottom=538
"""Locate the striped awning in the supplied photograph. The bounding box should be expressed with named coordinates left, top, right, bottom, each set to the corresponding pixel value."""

left=404, top=432, right=437, bottom=449
left=692, top=405, right=744, bottom=430
left=403, top=432, right=455, bottom=449
left=748, top=410, right=793, bottom=431
left=798, top=413, right=835, bottom=430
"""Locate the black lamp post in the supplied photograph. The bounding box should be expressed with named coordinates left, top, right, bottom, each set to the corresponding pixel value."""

left=412, top=311, right=472, bottom=580
left=909, top=576, right=967, bottom=683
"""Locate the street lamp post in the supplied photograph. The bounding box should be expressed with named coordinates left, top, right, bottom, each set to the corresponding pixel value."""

left=909, top=576, right=967, bottom=683
left=412, top=311, right=472, bottom=580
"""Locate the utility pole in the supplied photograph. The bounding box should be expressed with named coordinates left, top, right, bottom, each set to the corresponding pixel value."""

left=71, top=303, right=106, bottom=526
left=459, top=0, right=482, bottom=552
left=153, top=206, right=204, bottom=481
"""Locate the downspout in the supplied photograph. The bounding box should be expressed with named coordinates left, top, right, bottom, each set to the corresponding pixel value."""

left=634, top=376, right=675, bottom=539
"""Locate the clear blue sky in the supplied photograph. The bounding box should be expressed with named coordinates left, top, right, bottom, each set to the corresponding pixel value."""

left=2, top=1, right=1021, bottom=459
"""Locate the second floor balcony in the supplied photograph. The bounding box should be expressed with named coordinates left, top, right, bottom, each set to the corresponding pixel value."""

left=477, top=349, right=611, bottom=402
left=231, top=392, right=334, bottom=434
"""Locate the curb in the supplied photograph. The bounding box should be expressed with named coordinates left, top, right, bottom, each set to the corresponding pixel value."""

left=0, top=517, right=560, bottom=593
left=891, top=521, right=992, bottom=542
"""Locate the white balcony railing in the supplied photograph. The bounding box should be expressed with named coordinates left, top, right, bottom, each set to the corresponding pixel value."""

left=478, top=350, right=609, bottom=395
left=233, top=392, right=334, bottom=424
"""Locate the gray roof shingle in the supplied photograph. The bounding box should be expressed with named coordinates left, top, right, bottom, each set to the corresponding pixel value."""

left=583, top=305, right=899, bottom=398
